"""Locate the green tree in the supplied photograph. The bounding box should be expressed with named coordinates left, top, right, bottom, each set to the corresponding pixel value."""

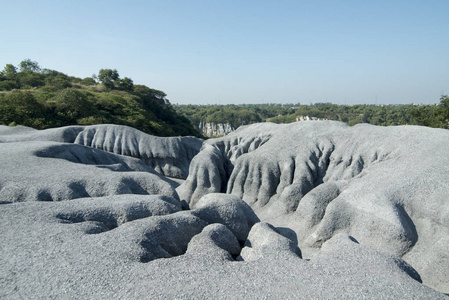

left=151, top=89, right=167, bottom=101
left=439, top=95, right=449, bottom=128
left=19, top=59, right=41, bottom=72
left=0, top=62, right=204, bottom=137
left=134, top=84, right=152, bottom=96
left=118, top=77, right=133, bottom=91
left=0, top=91, right=45, bottom=126
left=42, top=70, right=72, bottom=90
left=54, top=88, right=92, bottom=123
left=3, top=64, right=17, bottom=79
left=0, top=80, right=19, bottom=91
left=16, top=70, right=45, bottom=88
left=98, top=69, right=119, bottom=90
left=0, top=64, right=19, bottom=90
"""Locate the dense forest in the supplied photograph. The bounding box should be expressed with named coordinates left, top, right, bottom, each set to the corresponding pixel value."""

left=0, top=59, right=200, bottom=137
left=175, top=97, right=449, bottom=130
left=1, top=59, right=448, bottom=137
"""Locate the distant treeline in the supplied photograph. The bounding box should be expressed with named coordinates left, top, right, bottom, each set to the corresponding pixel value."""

left=0, top=59, right=200, bottom=137
left=1, top=59, right=447, bottom=136
left=175, top=98, right=449, bottom=130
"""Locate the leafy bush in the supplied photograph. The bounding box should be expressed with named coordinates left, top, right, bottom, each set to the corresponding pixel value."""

left=80, top=77, right=96, bottom=86
left=0, top=91, right=46, bottom=127
left=0, top=80, right=19, bottom=91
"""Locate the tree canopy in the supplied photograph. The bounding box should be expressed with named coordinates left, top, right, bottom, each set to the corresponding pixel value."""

left=98, top=69, right=119, bottom=90
left=175, top=98, right=449, bottom=131
left=1, top=59, right=447, bottom=136
left=19, top=59, right=41, bottom=72
left=0, top=59, right=201, bottom=137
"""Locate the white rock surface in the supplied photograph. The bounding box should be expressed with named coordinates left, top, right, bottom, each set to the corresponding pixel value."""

left=239, top=222, right=302, bottom=261
left=0, top=124, right=203, bottom=179
left=1, top=196, right=446, bottom=299
left=179, top=121, right=449, bottom=293
left=198, top=121, right=235, bottom=137
left=0, top=140, right=179, bottom=202
left=1, top=122, right=448, bottom=298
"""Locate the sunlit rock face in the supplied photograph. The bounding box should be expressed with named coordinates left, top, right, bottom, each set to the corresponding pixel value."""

left=296, top=115, right=327, bottom=121
left=178, top=121, right=449, bottom=293
left=0, top=124, right=203, bottom=179
left=198, top=121, right=235, bottom=137
left=1, top=122, right=448, bottom=298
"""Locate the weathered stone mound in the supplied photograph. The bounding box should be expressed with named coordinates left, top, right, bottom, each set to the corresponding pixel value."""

left=239, top=222, right=302, bottom=261
left=0, top=140, right=178, bottom=202
left=178, top=121, right=449, bottom=292
left=1, top=193, right=445, bottom=299
left=1, top=122, right=448, bottom=298
left=0, top=124, right=203, bottom=179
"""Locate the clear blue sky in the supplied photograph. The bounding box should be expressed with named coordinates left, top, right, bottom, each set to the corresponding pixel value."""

left=1, top=0, right=448, bottom=105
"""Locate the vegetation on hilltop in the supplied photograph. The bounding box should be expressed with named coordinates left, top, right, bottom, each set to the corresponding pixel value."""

left=0, top=59, right=200, bottom=137
left=1, top=59, right=447, bottom=136
left=175, top=97, right=449, bottom=130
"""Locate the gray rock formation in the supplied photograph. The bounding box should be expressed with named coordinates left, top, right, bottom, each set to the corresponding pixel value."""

left=0, top=124, right=203, bottom=179
left=186, top=223, right=242, bottom=259
left=1, top=194, right=446, bottom=299
left=178, top=121, right=449, bottom=293
left=296, top=115, right=327, bottom=121
left=0, top=140, right=179, bottom=202
left=191, top=193, right=260, bottom=243
left=198, top=121, right=234, bottom=137
left=239, top=222, right=302, bottom=261
left=1, top=122, right=448, bottom=298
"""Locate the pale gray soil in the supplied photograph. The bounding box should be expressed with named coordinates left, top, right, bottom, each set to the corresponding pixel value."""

left=1, top=122, right=448, bottom=299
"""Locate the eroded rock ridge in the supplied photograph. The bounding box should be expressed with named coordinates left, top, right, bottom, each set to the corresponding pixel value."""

left=1, top=122, right=448, bottom=299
